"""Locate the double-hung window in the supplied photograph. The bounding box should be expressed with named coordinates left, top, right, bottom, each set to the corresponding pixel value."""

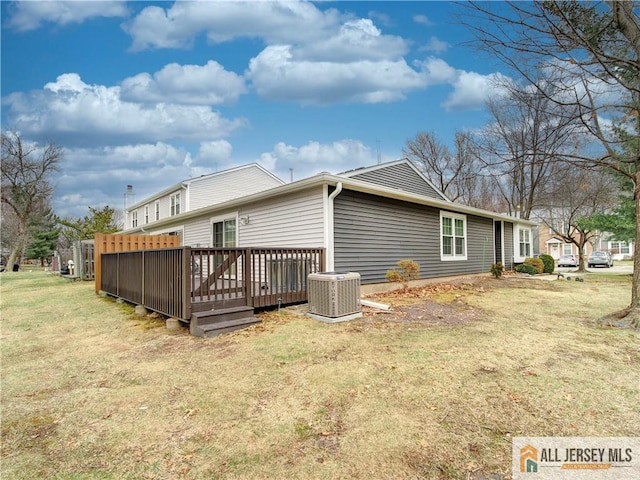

left=144, top=205, right=149, bottom=224
left=170, top=193, right=181, bottom=216
left=519, top=228, right=531, bottom=257
left=132, top=211, right=138, bottom=228
left=441, top=212, right=467, bottom=260
left=155, top=201, right=160, bottom=221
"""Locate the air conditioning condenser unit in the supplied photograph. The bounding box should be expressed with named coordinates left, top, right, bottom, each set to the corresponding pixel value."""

left=307, top=272, right=361, bottom=322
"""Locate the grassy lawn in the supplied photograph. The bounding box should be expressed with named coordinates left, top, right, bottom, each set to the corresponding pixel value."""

left=1, top=271, right=639, bottom=479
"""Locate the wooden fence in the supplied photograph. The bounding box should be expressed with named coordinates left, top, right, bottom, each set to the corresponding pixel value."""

left=94, top=233, right=180, bottom=293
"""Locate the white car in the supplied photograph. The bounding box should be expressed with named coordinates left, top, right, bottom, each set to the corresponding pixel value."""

left=557, top=254, right=579, bottom=267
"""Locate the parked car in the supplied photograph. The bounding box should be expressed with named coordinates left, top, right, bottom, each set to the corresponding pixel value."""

left=557, top=254, right=579, bottom=267
left=587, top=251, right=613, bottom=268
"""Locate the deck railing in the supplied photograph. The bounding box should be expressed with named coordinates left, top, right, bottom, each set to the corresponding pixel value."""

left=101, top=247, right=325, bottom=319
left=101, top=248, right=190, bottom=320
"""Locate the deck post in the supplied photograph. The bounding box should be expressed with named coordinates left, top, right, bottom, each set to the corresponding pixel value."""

left=244, top=248, right=253, bottom=307
left=183, top=246, right=191, bottom=320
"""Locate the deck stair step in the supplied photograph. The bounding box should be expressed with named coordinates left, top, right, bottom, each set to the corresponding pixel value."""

left=190, top=306, right=260, bottom=338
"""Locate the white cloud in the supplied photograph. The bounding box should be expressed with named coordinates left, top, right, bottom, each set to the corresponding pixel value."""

left=368, top=11, right=393, bottom=27
left=124, top=0, right=343, bottom=51
left=413, top=14, right=434, bottom=26
left=196, top=140, right=233, bottom=165
left=260, top=139, right=375, bottom=179
left=442, top=71, right=510, bottom=111
left=420, top=36, right=449, bottom=54
left=53, top=142, right=191, bottom=217
left=295, top=19, right=408, bottom=62
left=7, top=0, right=128, bottom=31
left=120, top=61, right=246, bottom=105
left=4, top=73, right=246, bottom=147
left=247, top=45, right=427, bottom=104
left=415, top=57, right=458, bottom=85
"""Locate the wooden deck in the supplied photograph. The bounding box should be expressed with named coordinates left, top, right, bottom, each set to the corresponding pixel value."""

left=100, top=247, right=325, bottom=322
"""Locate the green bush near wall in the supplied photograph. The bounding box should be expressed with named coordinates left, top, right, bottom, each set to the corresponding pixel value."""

left=524, top=257, right=544, bottom=274
left=539, top=254, right=555, bottom=274
left=515, top=264, right=538, bottom=275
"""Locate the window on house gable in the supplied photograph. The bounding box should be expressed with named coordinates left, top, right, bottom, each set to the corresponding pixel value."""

left=170, top=193, right=181, bottom=216
left=132, top=211, right=138, bottom=228
left=440, top=212, right=467, bottom=261
left=155, top=201, right=160, bottom=221
left=519, top=228, right=531, bottom=258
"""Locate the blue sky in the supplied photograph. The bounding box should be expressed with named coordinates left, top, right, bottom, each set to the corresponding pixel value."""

left=1, top=1, right=512, bottom=218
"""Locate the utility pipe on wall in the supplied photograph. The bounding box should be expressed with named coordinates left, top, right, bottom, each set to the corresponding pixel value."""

left=326, top=182, right=343, bottom=272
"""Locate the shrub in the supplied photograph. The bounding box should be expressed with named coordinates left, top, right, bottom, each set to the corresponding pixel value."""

left=524, top=257, right=544, bottom=274
left=539, top=254, right=555, bottom=274
left=386, top=259, right=420, bottom=289
left=490, top=262, right=504, bottom=279
left=515, top=264, right=538, bottom=275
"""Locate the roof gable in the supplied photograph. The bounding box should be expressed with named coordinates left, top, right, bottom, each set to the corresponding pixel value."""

left=128, top=163, right=284, bottom=210
left=338, top=159, right=450, bottom=201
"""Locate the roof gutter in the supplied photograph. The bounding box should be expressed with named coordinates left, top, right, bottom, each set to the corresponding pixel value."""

left=325, top=182, right=343, bottom=271
left=120, top=172, right=535, bottom=235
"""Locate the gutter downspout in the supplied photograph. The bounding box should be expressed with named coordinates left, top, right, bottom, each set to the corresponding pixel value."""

left=326, top=182, right=343, bottom=272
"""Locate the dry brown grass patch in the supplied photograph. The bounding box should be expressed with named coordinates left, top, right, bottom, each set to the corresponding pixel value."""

left=1, top=272, right=638, bottom=479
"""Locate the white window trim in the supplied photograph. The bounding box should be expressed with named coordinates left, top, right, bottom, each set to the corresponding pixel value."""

left=518, top=227, right=533, bottom=258
left=132, top=211, right=138, bottom=228
left=170, top=192, right=181, bottom=216
left=440, top=211, right=467, bottom=261
left=155, top=201, right=160, bottom=221
left=210, top=212, right=238, bottom=248
left=516, top=227, right=532, bottom=261
left=144, top=205, right=149, bottom=224
left=609, top=241, right=630, bottom=255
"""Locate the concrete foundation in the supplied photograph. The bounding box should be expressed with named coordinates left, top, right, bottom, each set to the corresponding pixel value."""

left=166, top=318, right=182, bottom=331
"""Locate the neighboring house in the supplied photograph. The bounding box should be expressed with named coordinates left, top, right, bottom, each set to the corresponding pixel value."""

left=532, top=212, right=634, bottom=261
left=123, top=159, right=535, bottom=285
left=125, top=163, right=285, bottom=231
left=593, top=236, right=634, bottom=261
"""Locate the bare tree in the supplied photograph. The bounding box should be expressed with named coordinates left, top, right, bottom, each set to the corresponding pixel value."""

left=475, top=81, right=583, bottom=219
left=463, top=1, right=640, bottom=327
left=1, top=131, right=62, bottom=271
left=534, top=164, right=618, bottom=271
left=403, top=131, right=496, bottom=208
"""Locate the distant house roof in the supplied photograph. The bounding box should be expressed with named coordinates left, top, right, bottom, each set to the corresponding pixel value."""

left=126, top=163, right=284, bottom=210
left=123, top=167, right=536, bottom=234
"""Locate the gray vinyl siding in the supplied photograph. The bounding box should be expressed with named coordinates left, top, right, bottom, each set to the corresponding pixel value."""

left=333, top=191, right=493, bottom=284
left=238, top=186, right=325, bottom=248
left=348, top=162, right=446, bottom=200
left=188, top=166, right=283, bottom=211
left=503, top=222, right=514, bottom=270
left=182, top=217, right=216, bottom=247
